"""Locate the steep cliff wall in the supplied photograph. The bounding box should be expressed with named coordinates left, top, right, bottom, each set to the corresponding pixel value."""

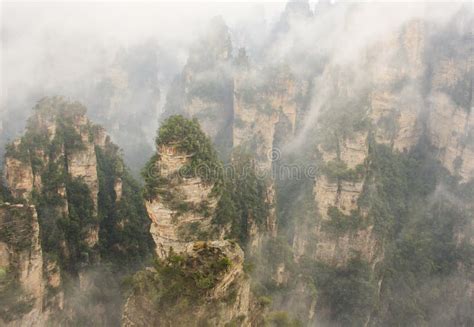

left=153, top=6, right=474, bottom=323
left=304, top=24, right=425, bottom=266
left=2, top=3, right=471, bottom=326
left=233, top=66, right=305, bottom=169
left=0, top=204, right=46, bottom=326
left=299, top=16, right=473, bottom=266
left=4, top=97, right=105, bottom=253
left=426, top=16, right=474, bottom=182
left=284, top=14, right=473, bottom=325
left=2, top=97, right=153, bottom=325
left=232, top=66, right=306, bottom=247
left=368, top=21, right=425, bottom=152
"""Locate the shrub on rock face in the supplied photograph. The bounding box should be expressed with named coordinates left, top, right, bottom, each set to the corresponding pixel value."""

left=142, top=115, right=222, bottom=201
left=124, top=241, right=245, bottom=325
left=155, top=115, right=221, bottom=181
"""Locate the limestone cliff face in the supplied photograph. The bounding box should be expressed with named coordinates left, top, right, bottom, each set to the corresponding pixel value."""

left=164, top=28, right=303, bottom=253
left=307, top=130, right=380, bottom=266
left=368, top=18, right=474, bottom=181
left=290, top=57, right=378, bottom=267
left=368, top=20, right=425, bottom=152
left=427, top=21, right=474, bottom=182
left=4, top=97, right=109, bottom=249
left=428, top=94, right=474, bottom=181
left=2, top=99, right=93, bottom=324
left=0, top=204, right=46, bottom=326
left=145, top=145, right=219, bottom=258
left=233, top=67, right=305, bottom=169
left=2, top=97, right=151, bottom=325
left=232, top=67, right=305, bottom=247
left=4, top=152, right=35, bottom=200
left=156, top=8, right=473, bottom=324
left=284, top=14, right=474, bottom=324
left=122, top=240, right=259, bottom=327
left=302, top=17, right=473, bottom=269
left=66, top=114, right=100, bottom=213
left=145, top=145, right=275, bottom=259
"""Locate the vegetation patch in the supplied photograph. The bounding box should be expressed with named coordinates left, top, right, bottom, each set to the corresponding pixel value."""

left=127, top=244, right=235, bottom=324
left=0, top=206, right=34, bottom=250
left=214, top=150, right=270, bottom=244
left=359, top=141, right=474, bottom=325
left=143, top=115, right=221, bottom=201
left=322, top=206, right=365, bottom=235
left=304, top=257, right=376, bottom=326
left=0, top=268, right=35, bottom=323
left=96, top=143, right=154, bottom=268
left=322, top=160, right=365, bottom=183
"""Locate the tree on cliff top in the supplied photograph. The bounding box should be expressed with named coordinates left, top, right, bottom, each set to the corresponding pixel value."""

left=144, top=115, right=221, bottom=193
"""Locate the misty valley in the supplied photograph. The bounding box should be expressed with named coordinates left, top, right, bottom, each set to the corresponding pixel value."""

left=0, top=1, right=473, bottom=326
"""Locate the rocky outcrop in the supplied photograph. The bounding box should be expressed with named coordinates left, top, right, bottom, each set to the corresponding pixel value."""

left=4, top=97, right=112, bottom=250
left=145, top=145, right=219, bottom=258
left=314, top=131, right=368, bottom=215
left=138, top=115, right=271, bottom=325
left=114, top=178, right=123, bottom=202
left=288, top=13, right=474, bottom=324
left=2, top=97, right=152, bottom=325
left=231, top=66, right=306, bottom=248
left=122, top=240, right=258, bottom=327
left=2, top=4, right=472, bottom=326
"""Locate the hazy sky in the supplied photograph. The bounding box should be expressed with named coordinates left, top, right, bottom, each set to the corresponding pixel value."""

left=0, top=0, right=288, bottom=168
left=0, top=1, right=289, bottom=107
left=0, top=0, right=464, bottom=109
left=0, top=0, right=468, bottom=165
